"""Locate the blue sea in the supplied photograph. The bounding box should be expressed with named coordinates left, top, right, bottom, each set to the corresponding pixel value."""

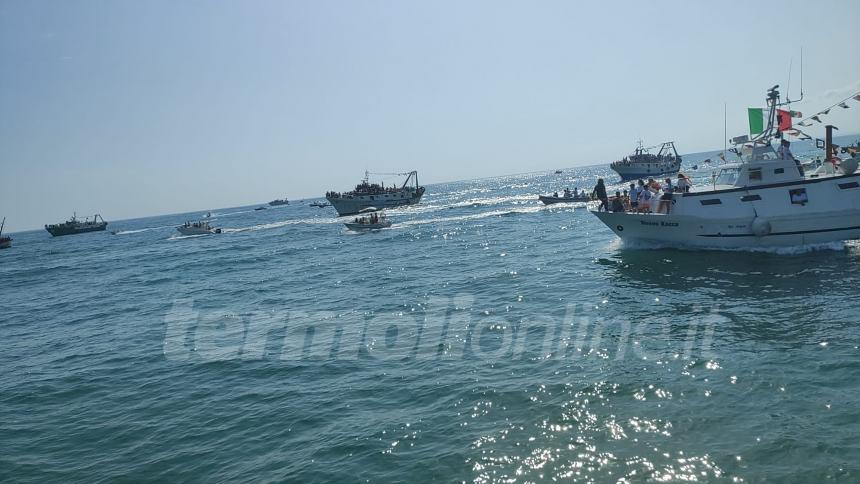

left=2, top=159, right=859, bottom=482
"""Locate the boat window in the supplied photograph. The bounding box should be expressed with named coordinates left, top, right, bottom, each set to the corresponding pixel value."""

left=789, top=188, right=808, bottom=205
left=838, top=182, right=859, bottom=189
left=715, top=168, right=739, bottom=186
left=700, top=199, right=722, bottom=206
left=774, top=168, right=784, bottom=174
left=741, top=194, right=761, bottom=202
left=749, top=168, right=762, bottom=182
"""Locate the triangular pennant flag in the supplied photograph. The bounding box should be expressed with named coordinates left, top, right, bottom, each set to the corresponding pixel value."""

left=853, top=94, right=860, bottom=101
left=798, top=121, right=810, bottom=127
left=811, top=115, right=822, bottom=123
left=822, top=108, right=831, bottom=115
left=839, top=102, right=849, bottom=109
left=800, top=134, right=812, bottom=140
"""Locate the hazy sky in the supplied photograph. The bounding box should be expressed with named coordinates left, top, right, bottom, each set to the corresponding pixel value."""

left=1, top=0, right=859, bottom=232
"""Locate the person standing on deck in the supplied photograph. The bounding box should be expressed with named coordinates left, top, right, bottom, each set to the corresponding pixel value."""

left=592, top=179, right=609, bottom=212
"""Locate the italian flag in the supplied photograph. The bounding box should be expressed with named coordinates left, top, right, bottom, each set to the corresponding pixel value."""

left=748, top=108, right=792, bottom=134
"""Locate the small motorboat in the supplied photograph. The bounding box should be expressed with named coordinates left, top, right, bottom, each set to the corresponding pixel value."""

left=539, top=189, right=590, bottom=205
left=309, top=201, right=330, bottom=208
left=177, top=220, right=222, bottom=236
left=254, top=206, right=267, bottom=211
left=554, top=170, right=563, bottom=174
left=344, top=207, right=392, bottom=231
left=204, top=212, right=212, bottom=218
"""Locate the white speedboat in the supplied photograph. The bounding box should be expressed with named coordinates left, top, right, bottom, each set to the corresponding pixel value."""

left=344, top=208, right=392, bottom=231
left=177, top=220, right=221, bottom=236
left=592, top=86, right=860, bottom=249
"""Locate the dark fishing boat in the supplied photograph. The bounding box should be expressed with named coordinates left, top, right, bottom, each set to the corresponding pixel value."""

left=269, top=198, right=289, bottom=206
left=45, top=213, right=108, bottom=237
left=0, top=217, right=11, bottom=249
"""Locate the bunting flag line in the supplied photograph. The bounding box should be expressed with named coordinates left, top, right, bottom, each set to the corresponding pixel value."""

left=811, top=115, right=822, bottom=123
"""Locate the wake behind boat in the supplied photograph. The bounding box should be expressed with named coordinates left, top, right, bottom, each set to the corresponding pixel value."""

left=592, top=86, right=860, bottom=249
left=45, top=213, right=108, bottom=237
left=610, top=141, right=682, bottom=181
left=326, top=171, right=424, bottom=216
left=177, top=220, right=222, bottom=236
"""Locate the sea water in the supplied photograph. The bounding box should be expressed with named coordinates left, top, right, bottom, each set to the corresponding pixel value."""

left=1, top=162, right=858, bottom=482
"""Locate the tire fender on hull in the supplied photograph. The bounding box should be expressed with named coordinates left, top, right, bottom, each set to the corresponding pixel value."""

left=751, top=217, right=771, bottom=237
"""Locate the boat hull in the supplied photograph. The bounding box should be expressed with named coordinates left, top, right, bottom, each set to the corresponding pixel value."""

left=45, top=223, right=107, bottom=237
left=327, top=188, right=424, bottom=216
left=344, top=221, right=392, bottom=231
left=0, top=238, right=11, bottom=249
left=177, top=227, right=220, bottom=236
left=539, top=195, right=590, bottom=205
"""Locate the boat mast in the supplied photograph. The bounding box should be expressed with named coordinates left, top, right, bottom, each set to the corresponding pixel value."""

left=0, top=217, right=5, bottom=237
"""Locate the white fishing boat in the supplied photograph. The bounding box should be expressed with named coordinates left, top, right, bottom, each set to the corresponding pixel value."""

left=326, top=171, right=424, bottom=216
left=610, top=141, right=682, bottom=181
left=592, top=85, right=860, bottom=249
left=177, top=220, right=222, bottom=236
left=344, top=207, right=392, bottom=231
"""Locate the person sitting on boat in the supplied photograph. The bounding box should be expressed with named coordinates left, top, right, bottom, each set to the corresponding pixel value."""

left=563, top=188, right=572, bottom=198
left=573, top=188, right=580, bottom=198
left=553, top=191, right=559, bottom=197
left=611, top=191, right=625, bottom=213
left=778, top=139, right=804, bottom=176
left=592, top=179, right=609, bottom=212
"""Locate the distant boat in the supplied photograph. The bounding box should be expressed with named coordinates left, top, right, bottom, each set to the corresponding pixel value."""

left=344, top=207, right=392, bottom=231
left=269, top=198, right=289, bottom=206
left=177, top=220, right=221, bottom=236
left=555, top=170, right=563, bottom=174
left=309, top=201, right=330, bottom=208
left=204, top=212, right=212, bottom=218
left=45, top=213, right=107, bottom=237
left=0, top=217, right=11, bottom=249
left=254, top=206, right=267, bottom=211
left=326, top=170, right=424, bottom=216
left=610, top=141, right=682, bottom=181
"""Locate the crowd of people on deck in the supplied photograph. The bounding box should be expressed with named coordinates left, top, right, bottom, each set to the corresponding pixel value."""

left=592, top=173, right=693, bottom=215
left=354, top=213, right=382, bottom=225
left=327, top=181, right=405, bottom=199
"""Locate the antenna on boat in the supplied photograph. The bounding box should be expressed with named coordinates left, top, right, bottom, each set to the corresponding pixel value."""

left=723, top=102, right=727, bottom=157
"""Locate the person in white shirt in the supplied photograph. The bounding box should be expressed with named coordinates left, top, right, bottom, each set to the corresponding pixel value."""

left=628, top=183, right=639, bottom=210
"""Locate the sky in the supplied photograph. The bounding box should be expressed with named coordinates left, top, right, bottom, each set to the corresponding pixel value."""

left=1, top=0, right=859, bottom=232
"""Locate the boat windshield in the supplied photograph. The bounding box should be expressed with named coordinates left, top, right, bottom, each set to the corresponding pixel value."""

left=715, top=167, right=740, bottom=186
